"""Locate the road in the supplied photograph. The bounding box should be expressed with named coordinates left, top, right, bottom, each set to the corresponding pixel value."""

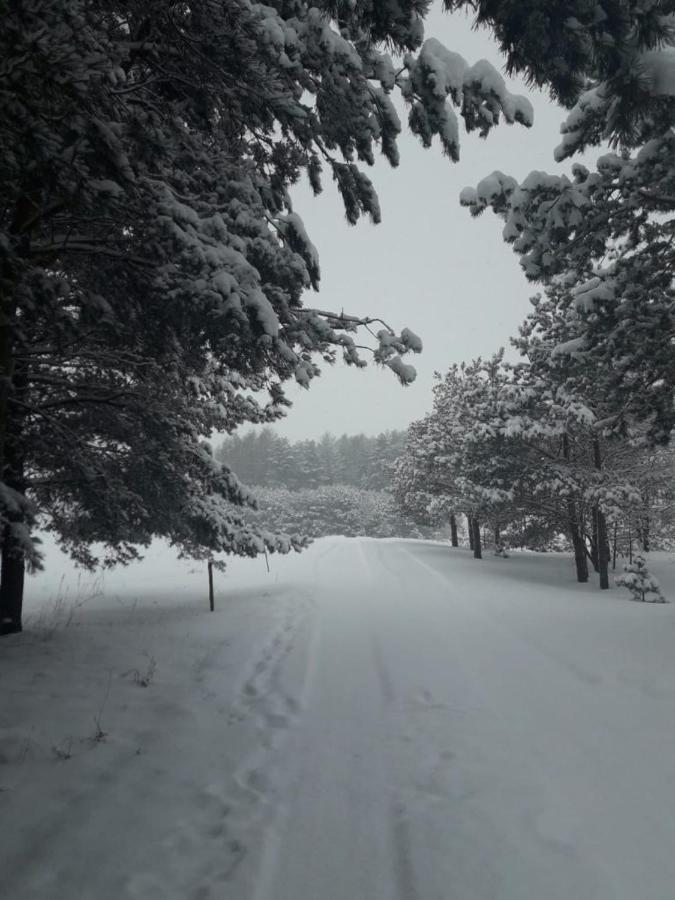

left=217, top=539, right=675, bottom=900
left=5, top=538, right=675, bottom=899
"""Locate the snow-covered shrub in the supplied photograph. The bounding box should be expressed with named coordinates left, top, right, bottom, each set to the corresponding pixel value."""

left=248, top=486, right=424, bottom=540
left=615, top=557, right=667, bottom=603
left=494, top=543, right=509, bottom=558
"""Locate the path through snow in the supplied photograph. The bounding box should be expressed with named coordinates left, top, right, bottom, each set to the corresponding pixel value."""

left=2, top=538, right=675, bottom=899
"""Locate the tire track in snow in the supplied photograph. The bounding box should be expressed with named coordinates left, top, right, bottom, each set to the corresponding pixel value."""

left=390, top=801, right=420, bottom=900
left=357, top=541, right=397, bottom=709
left=358, top=541, right=427, bottom=900
left=362, top=540, right=478, bottom=900
left=369, top=630, right=396, bottom=707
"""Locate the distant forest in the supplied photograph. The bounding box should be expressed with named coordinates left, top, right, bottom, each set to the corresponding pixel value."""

left=215, top=430, right=424, bottom=540
left=216, top=429, right=406, bottom=492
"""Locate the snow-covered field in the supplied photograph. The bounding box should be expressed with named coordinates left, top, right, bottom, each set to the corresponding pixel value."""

left=3, top=537, right=675, bottom=899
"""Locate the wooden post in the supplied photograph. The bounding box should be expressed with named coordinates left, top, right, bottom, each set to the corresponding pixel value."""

left=208, top=561, right=214, bottom=611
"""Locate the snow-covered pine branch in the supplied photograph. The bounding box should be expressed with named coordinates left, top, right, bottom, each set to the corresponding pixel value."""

left=455, top=1, right=675, bottom=443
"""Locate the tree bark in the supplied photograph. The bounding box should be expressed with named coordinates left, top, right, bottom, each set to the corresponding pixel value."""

left=0, top=366, right=27, bottom=633
left=589, top=514, right=599, bottom=572
left=0, top=195, right=33, bottom=477
left=0, top=529, right=25, bottom=634
left=596, top=506, right=610, bottom=590
left=467, top=514, right=474, bottom=550
left=0, top=317, right=20, bottom=633
left=449, top=514, right=458, bottom=547
left=0, top=465, right=26, bottom=634
left=0, top=294, right=16, bottom=482
left=593, top=439, right=610, bottom=590
left=0, top=197, right=34, bottom=632
left=569, top=511, right=589, bottom=583
left=494, top=523, right=500, bottom=546
left=562, top=434, right=588, bottom=583
left=472, top=517, right=482, bottom=560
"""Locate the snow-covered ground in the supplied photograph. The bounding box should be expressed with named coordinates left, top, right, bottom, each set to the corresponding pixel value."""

left=3, top=537, right=675, bottom=900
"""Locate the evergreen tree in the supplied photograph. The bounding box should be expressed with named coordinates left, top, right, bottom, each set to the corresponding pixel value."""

left=3, top=2, right=536, bottom=627
left=616, top=556, right=667, bottom=603
left=396, top=331, right=671, bottom=587
left=249, top=484, right=423, bottom=540
left=457, top=0, right=675, bottom=442
left=317, top=433, right=339, bottom=486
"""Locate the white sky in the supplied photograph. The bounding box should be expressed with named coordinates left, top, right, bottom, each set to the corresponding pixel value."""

left=258, top=4, right=589, bottom=442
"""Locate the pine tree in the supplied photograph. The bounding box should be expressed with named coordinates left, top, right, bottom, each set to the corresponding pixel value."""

left=2, top=1, right=537, bottom=629
left=616, top=556, right=667, bottom=603
left=397, top=328, right=669, bottom=587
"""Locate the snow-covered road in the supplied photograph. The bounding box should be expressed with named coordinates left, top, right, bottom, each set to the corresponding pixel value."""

left=5, top=538, right=675, bottom=899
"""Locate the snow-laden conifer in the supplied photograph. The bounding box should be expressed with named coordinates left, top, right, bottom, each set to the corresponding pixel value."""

left=456, top=0, right=674, bottom=442
left=0, top=1, right=533, bottom=630
left=616, top=556, right=667, bottom=603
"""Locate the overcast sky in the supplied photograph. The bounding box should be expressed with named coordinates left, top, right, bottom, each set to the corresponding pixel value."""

left=258, top=4, right=586, bottom=442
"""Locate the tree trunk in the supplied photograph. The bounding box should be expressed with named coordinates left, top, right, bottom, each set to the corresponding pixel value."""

left=589, top=514, right=599, bottom=572
left=0, top=198, right=33, bottom=633
left=596, top=506, right=610, bottom=590
left=593, top=439, right=610, bottom=590
left=0, top=296, right=15, bottom=482
left=467, top=514, right=474, bottom=550
left=472, top=517, right=482, bottom=560
left=494, top=523, right=500, bottom=546
left=612, top=523, right=618, bottom=571
left=562, top=435, right=589, bottom=583
left=0, top=529, right=25, bottom=634
left=449, top=514, right=458, bottom=547
left=0, top=367, right=27, bottom=633
left=568, top=509, right=589, bottom=583
left=0, top=196, right=33, bottom=478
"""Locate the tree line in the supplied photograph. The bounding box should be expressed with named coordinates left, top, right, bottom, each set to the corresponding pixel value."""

left=216, top=429, right=406, bottom=491
left=217, top=430, right=425, bottom=540
left=394, top=340, right=675, bottom=588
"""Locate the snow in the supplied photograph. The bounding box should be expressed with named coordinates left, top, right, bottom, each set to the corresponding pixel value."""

left=464, top=60, right=534, bottom=127
left=551, top=334, right=587, bottom=356
left=573, top=275, right=616, bottom=311
left=639, top=48, right=675, bottom=97
left=385, top=354, right=417, bottom=385
left=277, top=212, right=320, bottom=288
left=460, top=171, right=518, bottom=212
left=438, top=101, right=460, bottom=157
left=4, top=536, right=675, bottom=898
left=554, top=87, right=608, bottom=161
left=400, top=327, right=423, bottom=353
left=416, top=37, right=468, bottom=102
left=246, top=287, right=279, bottom=338
left=372, top=53, right=396, bottom=91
